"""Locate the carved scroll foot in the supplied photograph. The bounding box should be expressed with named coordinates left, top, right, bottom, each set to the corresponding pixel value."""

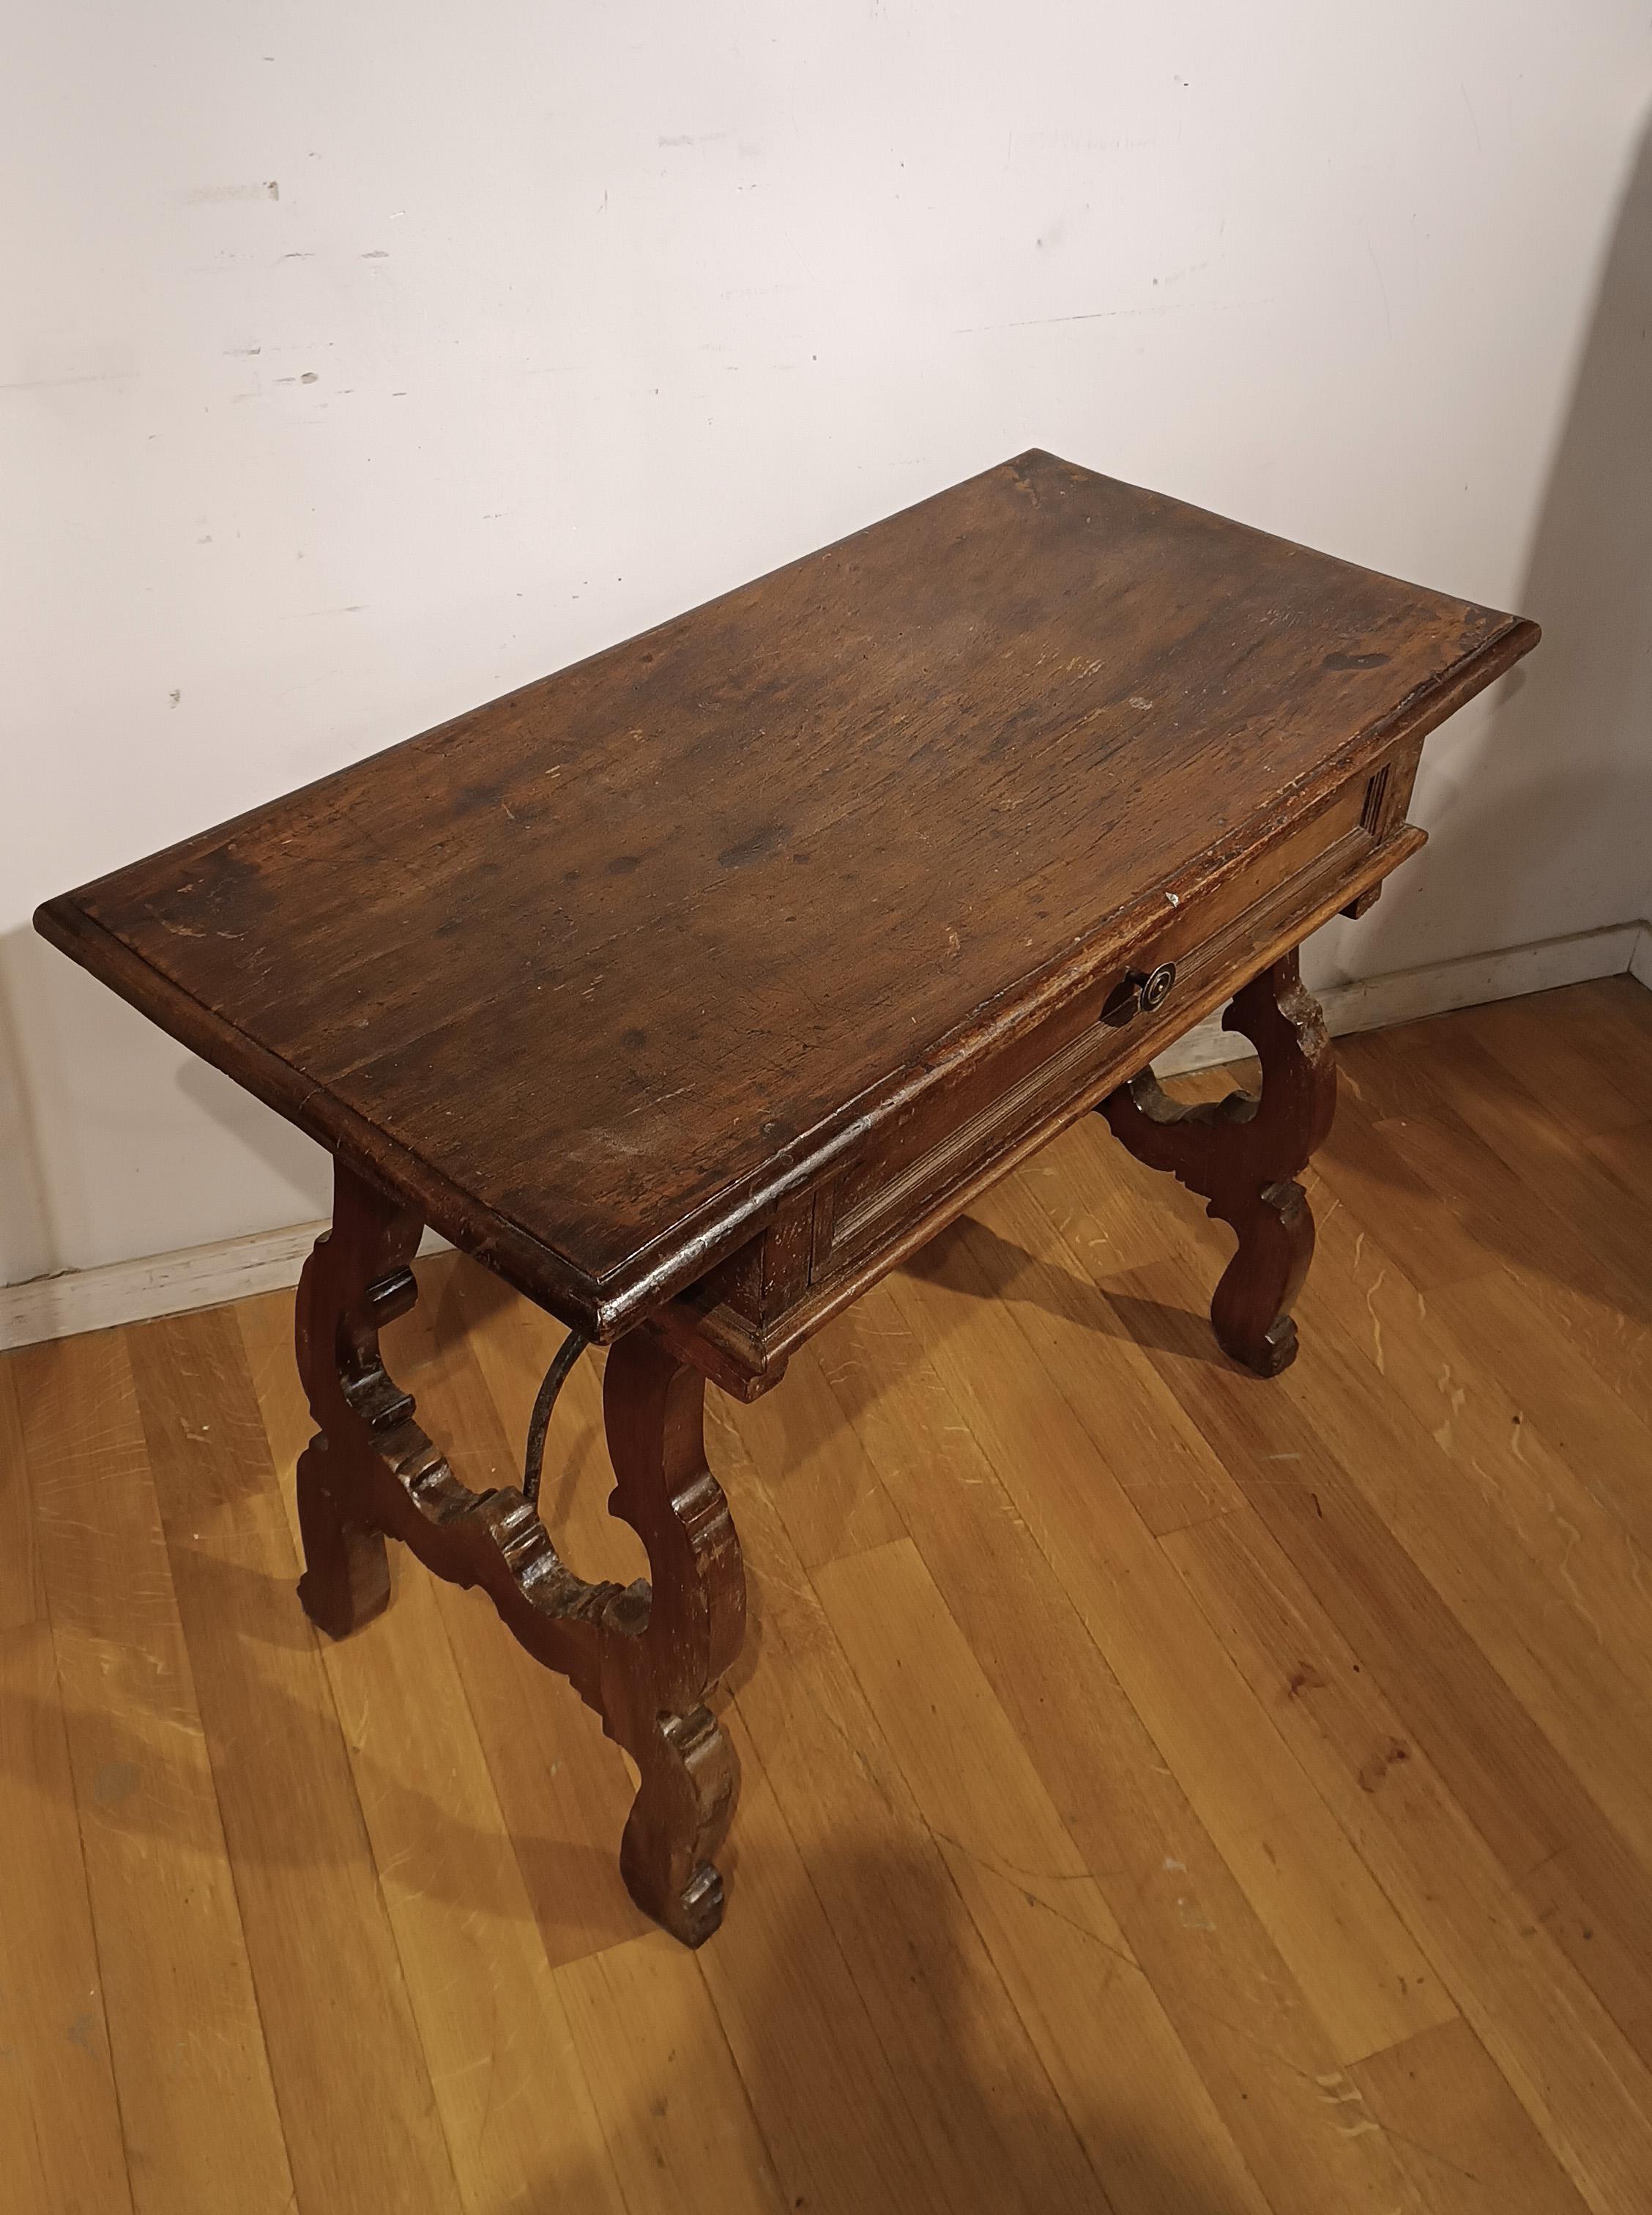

left=1100, top=949, right=1337, bottom=1376
left=617, top=1710, right=738, bottom=1944
left=1207, top=1177, right=1315, bottom=1377
left=291, top=1158, right=746, bottom=1945
left=295, top=1443, right=390, bottom=1638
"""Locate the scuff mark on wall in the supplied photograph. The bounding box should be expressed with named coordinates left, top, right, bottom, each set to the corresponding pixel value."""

left=185, top=180, right=280, bottom=203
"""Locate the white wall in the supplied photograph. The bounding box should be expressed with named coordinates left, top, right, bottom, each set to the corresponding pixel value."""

left=5, top=1, right=1651, bottom=1285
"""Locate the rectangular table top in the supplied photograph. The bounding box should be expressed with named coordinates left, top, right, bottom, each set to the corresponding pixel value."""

left=40, top=450, right=1534, bottom=1335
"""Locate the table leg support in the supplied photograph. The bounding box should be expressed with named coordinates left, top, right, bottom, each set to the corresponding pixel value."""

left=292, top=1160, right=745, bottom=1945
left=601, top=1332, right=744, bottom=1942
left=1099, top=949, right=1338, bottom=1376
left=293, top=1166, right=418, bottom=1637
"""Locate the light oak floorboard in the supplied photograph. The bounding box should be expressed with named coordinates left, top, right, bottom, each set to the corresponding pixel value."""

left=805, top=1283, right=1425, bottom=2215
left=5, top=980, right=1652, bottom=2213
left=237, top=1291, right=628, bottom=2215
left=124, top=1308, right=460, bottom=2214
left=13, top=1330, right=294, bottom=2215
left=0, top=1359, right=45, bottom=1628
left=877, top=1233, right=1452, bottom=2069
left=1350, top=2017, right=1590, bottom=2214
left=0, top=1620, right=133, bottom=2215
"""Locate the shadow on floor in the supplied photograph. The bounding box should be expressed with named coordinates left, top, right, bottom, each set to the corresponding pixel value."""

left=900, top=1209, right=1234, bottom=1365
left=527, top=1833, right=1256, bottom=2215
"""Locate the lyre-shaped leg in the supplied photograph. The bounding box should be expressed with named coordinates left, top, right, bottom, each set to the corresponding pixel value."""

left=1100, top=949, right=1337, bottom=1375
left=293, top=1159, right=745, bottom=1945
left=601, top=1333, right=744, bottom=1938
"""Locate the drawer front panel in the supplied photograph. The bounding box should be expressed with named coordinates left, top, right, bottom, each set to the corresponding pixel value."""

left=813, top=768, right=1372, bottom=1283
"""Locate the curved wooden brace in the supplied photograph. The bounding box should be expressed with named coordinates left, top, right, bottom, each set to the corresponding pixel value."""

left=1099, top=949, right=1337, bottom=1376
left=294, top=1160, right=743, bottom=1945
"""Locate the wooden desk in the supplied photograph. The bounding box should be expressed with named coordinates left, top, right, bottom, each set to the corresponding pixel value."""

left=37, top=451, right=1537, bottom=1945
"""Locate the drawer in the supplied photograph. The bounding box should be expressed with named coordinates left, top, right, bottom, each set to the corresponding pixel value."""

left=654, top=745, right=1415, bottom=1394
left=818, top=980, right=1123, bottom=1273
left=811, top=765, right=1373, bottom=1281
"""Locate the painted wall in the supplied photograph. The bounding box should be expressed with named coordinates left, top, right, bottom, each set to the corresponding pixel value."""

left=5, top=2, right=1651, bottom=1284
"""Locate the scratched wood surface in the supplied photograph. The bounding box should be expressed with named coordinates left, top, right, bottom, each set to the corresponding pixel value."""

left=6, top=973, right=1651, bottom=2215
left=36, top=451, right=1532, bottom=1335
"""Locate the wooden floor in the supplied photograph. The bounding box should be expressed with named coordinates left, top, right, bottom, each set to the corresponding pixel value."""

left=5, top=976, right=1652, bottom=2215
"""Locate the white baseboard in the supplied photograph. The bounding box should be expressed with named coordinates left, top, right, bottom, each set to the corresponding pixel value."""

left=4, top=919, right=1648, bottom=1352
left=1155, top=918, right=1651, bottom=1076
left=1631, top=921, right=1652, bottom=992
left=1, top=1225, right=451, bottom=1355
